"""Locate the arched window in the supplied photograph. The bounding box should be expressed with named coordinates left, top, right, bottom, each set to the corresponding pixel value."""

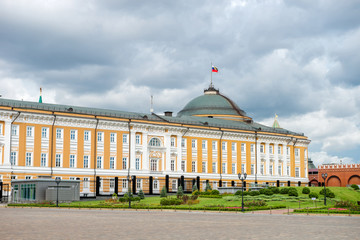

left=149, top=138, right=161, bottom=147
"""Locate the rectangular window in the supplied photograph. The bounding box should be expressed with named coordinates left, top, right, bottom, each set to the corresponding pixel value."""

left=110, top=157, right=115, bottom=169
left=295, top=167, right=300, bottom=177
left=260, top=145, right=264, bottom=153
left=269, top=165, right=273, bottom=175
left=202, top=161, right=206, bottom=173
left=110, top=179, right=115, bottom=189
left=83, top=156, right=89, bottom=168
left=232, top=142, right=236, bottom=152
left=212, top=162, right=216, bottom=173
left=172, top=179, right=177, bottom=190
left=191, top=161, right=196, bottom=172
left=123, top=134, right=128, bottom=143
left=41, top=153, right=47, bottom=167
left=278, top=165, right=282, bottom=175
left=25, top=152, right=32, bottom=166
left=251, top=144, right=254, bottom=153
left=295, top=149, right=300, bottom=157
left=84, top=131, right=90, bottom=142
left=202, top=140, right=207, bottom=149
left=171, top=160, right=175, bottom=171
left=136, top=179, right=142, bottom=189
left=97, top=132, right=103, bottom=142
left=153, top=180, right=159, bottom=190
left=56, top=129, right=63, bottom=139
left=191, top=139, right=196, bottom=148
left=25, top=176, right=32, bottom=180
left=135, top=158, right=140, bottom=170
left=278, top=146, right=281, bottom=154
left=122, top=157, right=127, bottom=169
left=41, top=128, right=48, bottom=138
left=135, top=134, right=141, bottom=145
left=55, top=154, right=61, bottom=167
left=232, top=163, right=236, bottom=174
left=70, top=130, right=77, bottom=140
left=287, top=147, right=290, bottom=155
left=222, top=142, right=226, bottom=151
left=181, top=160, right=185, bottom=171
left=241, top=164, right=245, bottom=174
left=83, top=178, right=90, bottom=188
left=222, top=163, right=226, bottom=173
left=241, top=143, right=245, bottom=152
left=171, top=137, right=175, bottom=147
left=110, top=133, right=116, bottom=143
left=181, top=139, right=186, bottom=148
left=260, top=164, right=264, bottom=175
left=212, top=141, right=217, bottom=150
left=70, top=154, right=75, bottom=168
left=287, top=166, right=290, bottom=175
left=26, top=126, right=33, bottom=137
left=251, top=164, right=254, bottom=175
left=11, top=152, right=17, bottom=165
left=122, top=179, right=128, bottom=189
left=269, top=145, right=273, bottom=154
left=11, top=125, right=18, bottom=136
left=96, top=156, right=102, bottom=169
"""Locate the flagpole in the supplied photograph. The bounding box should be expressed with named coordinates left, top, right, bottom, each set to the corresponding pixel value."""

left=210, top=62, right=213, bottom=87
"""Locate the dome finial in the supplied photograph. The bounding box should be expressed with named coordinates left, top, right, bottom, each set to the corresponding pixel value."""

left=272, top=113, right=281, bottom=128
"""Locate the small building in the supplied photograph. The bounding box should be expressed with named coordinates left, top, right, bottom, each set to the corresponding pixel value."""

left=11, top=177, right=80, bottom=203
left=308, top=158, right=319, bottom=186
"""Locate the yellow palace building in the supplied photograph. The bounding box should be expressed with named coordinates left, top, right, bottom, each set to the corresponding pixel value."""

left=0, top=85, right=310, bottom=197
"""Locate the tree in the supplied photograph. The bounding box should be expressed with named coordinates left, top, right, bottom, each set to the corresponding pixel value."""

left=138, top=189, right=145, bottom=199
left=177, top=185, right=184, bottom=198
left=160, top=186, right=167, bottom=198
left=205, top=182, right=212, bottom=192
left=192, top=183, right=198, bottom=192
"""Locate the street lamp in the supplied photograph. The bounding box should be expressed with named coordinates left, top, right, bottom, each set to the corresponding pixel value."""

left=127, top=175, right=132, bottom=208
left=321, top=173, right=328, bottom=206
left=238, top=172, right=247, bottom=212
left=55, top=177, right=61, bottom=207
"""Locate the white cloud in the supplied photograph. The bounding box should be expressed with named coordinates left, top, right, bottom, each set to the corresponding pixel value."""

left=310, top=151, right=354, bottom=168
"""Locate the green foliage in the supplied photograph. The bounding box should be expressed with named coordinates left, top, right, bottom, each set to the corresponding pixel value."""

left=244, top=200, right=267, bottom=207
left=320, top=188, right=335, bottom=198
left=309, top=192, right=319, bottom=199
left=205, top=182, right=212, bottom=191
left=249, top=190, right=260, bottom=196
left=192, top=183, right=198, bottom=192
left=138, top=189, right=145, bottom=199
left=119, top=195, right=141, bottom=203
left=235, top=190, right=248, bottom=196
left=268, top=187, right=280, bottom=194
left=192, top=190, right=200, bottom=196
left=350, top=184, right=359, bottom=190
left=223, top=196, right=239, bottom=201
left=334, top=200, right=357, bottom=209
left=112, top=193, right=118, bottom=199
left=211, top=190, right=220, bottom=195
left=280, top=188, right=289, bottom=194
left=177, top=185, right=184, bottom=198
left=262, top=189, right=274, bottom=196
left=302, top=187, right=310, bottom=194
left=160, top=186, right=167, bottom=198
left=160, top=197, right=182, bottom=205
left=288, top=189, right=298, bottom=197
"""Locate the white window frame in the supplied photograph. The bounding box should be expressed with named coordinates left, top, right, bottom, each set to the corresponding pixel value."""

left=122, top=157, right=128, bottom=169
left=40, top=153, right=47, bottom=167
left=135, top=134, right=141, bottom=145
left=110, top=133, right=116, bottom=143
left=260, top=145, right=264, bottom=153
left=171, top=137, right=176, bottom=147
left=11, top=125, right=19, bottom=136
left=181, top=138, right=186, bottom=148
left=70, top=130, right=77, bottom=141
left=70, top=154, right=76, bottom=168
left=181, top=160, right=186, bottom=171
left=97, top=132, right=103, bottom=142
left=171, top=159, right=175, bottom=171
left=222, top=162, right=226, bottom=174
left=269, top=145, right=273, bottom=154
left=251, top=144, right=255, bottom=153
left=56, top=129, right=63, bottom=139
left=202, top=140, right=207, bottom=149
left=55, top=154, right=62, bottom=167
left=150, top=159, right=158, bottom=171
left=222, top=142, right=226, bottom=151
left=232, top=163, right=236, bottom=174
left=241, top=164, right=245, bottom=174
left=41, top=127, right=48, bottom=139
left=295, top=167, right=300, bottom=177
left=202, top=161, right=207, bottom=173
left=84, top=131, right=90, bottom=142
left=110, top=156, right=115, bottom=169
left=232, top=142, right=236, bottom=152
left=212, top=162, right=217, bottom=173
left=191, top=139, right=196, bottom=149
left=278, top=165, right=282, bottom=175
left=136, top=179, right=142, bottom=189
left=123, top=134, right=128, bottom=144
left=83, top=155, right=89, bottom=168
left=251, top=164, right=254, bottom=175
left=269, top=165, right=273, bottom=175
left=192, top=161, right=196, bottom=172
left=10, top=152, right=17, bottom=165
left=26, top=126, right=34, bottom=137
left=25, top=152, right=32, bottom=166
left=135, top=157, right=140, bottom=170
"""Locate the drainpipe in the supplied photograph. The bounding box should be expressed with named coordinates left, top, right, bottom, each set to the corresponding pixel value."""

left=93, top=117, right=99, bottom=195
left=219, top=129, right=224, bottom=184
left=50, top=114, right=56, bottom=176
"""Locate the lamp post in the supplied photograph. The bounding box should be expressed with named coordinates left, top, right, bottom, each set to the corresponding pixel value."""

left=127, top=175, right=132, bottom=208
left=55, top=177, right=61, bottom=207
left=238, top=172, right=247, bottom=212
left=321, top=173, right=328, bottom=206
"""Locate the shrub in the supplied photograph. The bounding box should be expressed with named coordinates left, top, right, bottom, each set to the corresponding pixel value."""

left=319, top=188, right=335, bottom=198
left=138, top=189, right=145, bottom=199
left=160, top=198, right=182, bottom=205
left=235, top=190, right=248, bottom=196
left=288, top=189, right=298, bottom=197
left=205, top=182, right=212, bottom=191
left=280, top=188, right=289, bottom=194
left=328, top=192, right=335, bottom=198
left=211, top=190, right=220, bottom=195
left=249, top=190, right=260, bottom=196
left=309, top=192, right=319, bottom=199
left=302, top=187, right=310, bottom=194
left=190, top=194, right=199, bottom=200
left=351, top=184, right=359, bottom=190
left=192, top=183, right=198, bottom=192
left=244, top=200, right=266, bottom=207
left=269, top=187, right=280, bottom=194
left=177, top=185, right=184, bottom=198
left=259, top=188, right=266, bottom=195
left=335, top=200, right=355, bottom=208
left=160, top=186, right=167, bottom=198
left=182, top=195, right=189, bottom=204
left=263, top=189, right=274, bottom=196
left=192, top=190, right=200, bottom=196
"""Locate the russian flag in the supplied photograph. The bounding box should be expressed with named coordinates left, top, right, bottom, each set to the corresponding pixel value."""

left=212, top=66, right=218, bottom=72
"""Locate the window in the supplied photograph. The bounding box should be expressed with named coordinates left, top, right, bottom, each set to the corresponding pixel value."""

left=181, top=139, right=186, bottom=147
left=55, top=154, right=61, bottom=167
left=241, top=164, right=245, bottom=174
left=287, top=166, right=290, bottom=175
left=251, top=144, right=254, bottom=153
left=70, top=130, right=77, bottom=140
left=123, top=134, right=128, bottom=144
left=278, top=165, right=282, bottom=175
left=11, top=152, right=17, bottom=165
left=191, top=161, right=196, bottom=172
left=232, top=142, right=236, bottom=152
left=70, top=154, right=75, bottom=168
left=122, top=179, right=128, bottom=189
left=122, top=157, right=127, bottom=169
left=26, top=126, right=33, bottom=137
left=232, top=163, right=236, bottom=174
left=286, top=147, right=290, bottom=155
left=223, top=182, right=227, bottom=187
left=260, top=145, right=264, bottom=153
left=56, top=129, right=63, bottom=139
left=110, top=157, right=115, bottom=169
left=260, top=164, right=264, bottom=175
left=251, top=164, right=254, bottom=175
left=135, top=134, right=141, bottom=144
left=241, top=143, right=245, bottom=152
left=222, top=142, right=226, bottom=151
left=172, top=179, right=177, bottom=190
left=212, top=162, right=216, bottom=173
left=25, top=176, right=32, bottom=180
left=135, top=158, right=140, bottom=170
left=191, top=139, right=196, bottom=148
left=41, top=128, right=48, bottom=138
left=278, top=146, right=282, bottom=154
left=269, top=145, right=273, bottom=154
left=136, top=179, right=142, bottom=189
left=150, top=159, right=158, bottom=171
left=269, top=165, right=273, bottom=175
left=153, top=180, right=159, bottom=190
left=11, top=125, right=18, bottom=136
left=110, top=179, right=115, bottom=189
left=212, top=141, right=217, bottom=150
left=83, top=156, right=89, bottom=168
left=181, top=161, right=185, bottom=171
left=149, top=138, right=161, bottom=146
left=97, top=132, right=103, bottom=142
left=222, top=163, right=226, bottom=173
left=110, top=133, right=116, bottom=143
left=202, top=140, right=207, bottom=149
left=171, top=137, right=175, bottom=147
left=41, top=153, right=47, bottom=167
left=202, top=162, right=206, bottom=173
left=295, top=149, right=300, bottom=157
left=171, top=160, right=175, bottom=171
left=295, top=167, right=300, bottom=177
left=84, top=131, right=90, bottom=142
left=25, top=152, right=32, bottom=166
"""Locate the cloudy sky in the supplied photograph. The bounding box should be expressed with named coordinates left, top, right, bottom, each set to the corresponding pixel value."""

left=1, top=0, right=359, bottom=166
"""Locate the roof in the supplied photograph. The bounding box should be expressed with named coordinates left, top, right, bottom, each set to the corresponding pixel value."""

left=0, top=98, right=305, bottom=137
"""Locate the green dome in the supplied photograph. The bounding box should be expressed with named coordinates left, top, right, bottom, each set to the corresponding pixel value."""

left=177, top=87, right=248, bottom=119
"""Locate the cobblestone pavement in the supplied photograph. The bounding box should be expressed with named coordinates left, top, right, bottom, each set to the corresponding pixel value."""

left=1, top=208, right=359, bottom=240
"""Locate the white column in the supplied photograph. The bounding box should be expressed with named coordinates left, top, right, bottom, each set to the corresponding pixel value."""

left=3, top=121, right=11, bottom=166
left=177, top=135, right=182, bottom=172
left=142, top=133, right=149, bottom=171
left=164, top=133, right=171, bottom=171
left=130, top=131, right=136, bottom=170
left=265, top=142, right=270, bottom=175
left=274, top=143, right=279, bottom=176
